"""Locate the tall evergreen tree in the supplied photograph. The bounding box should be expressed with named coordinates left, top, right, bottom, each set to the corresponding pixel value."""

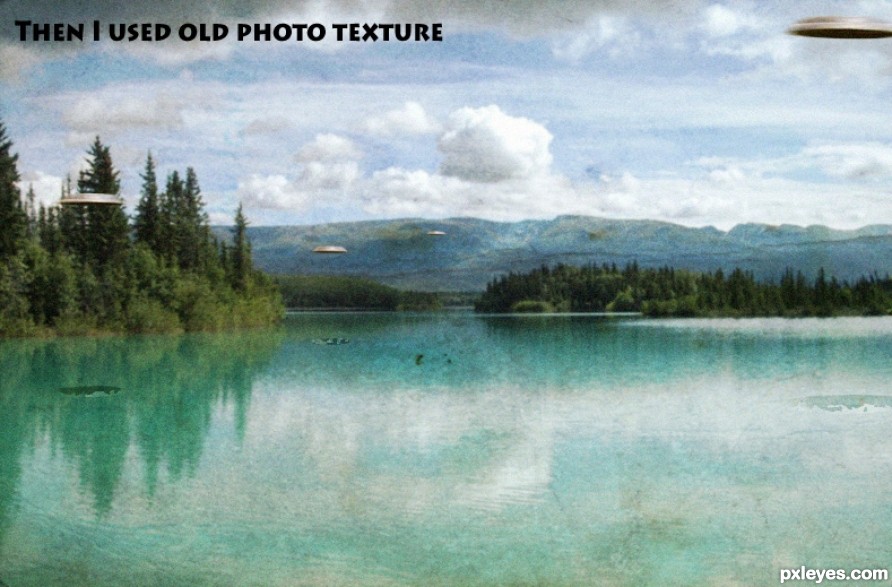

left=0, top=121, right=27, bottom=260
left=21, top=183, right=39, bottom=240
left=38, top=205, right=63, bottom=254
left=230, top=203, right=251, bottom=291
left=58, top=174, right=89, bottom=262
left=159, top=170, right=183, bottom=264
left=134, top=153, right=162, bottom=254
left=75, top=137, right=129, bottom=268
left=179, top=167, right=211, bottom=272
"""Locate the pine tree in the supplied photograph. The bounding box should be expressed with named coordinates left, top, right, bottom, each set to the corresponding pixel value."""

left=159, top=170, right=183, bottom=264
left=230, top=203, right=251, bottom=291
left=134, top=153, right=162, bottom=254
left=179, top=167, right=211, bottom=272
left=38, top=205, right=63, bottom=254
left=0, top=121, right=27, bottom=261
left=76, top=137, right=130, bottom=269
left=24, top=184, right=38, bottom=239
left=58, top=174, right=89, bottom=262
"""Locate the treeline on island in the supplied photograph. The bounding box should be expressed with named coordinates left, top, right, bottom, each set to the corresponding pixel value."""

left=275, top=275, right=441, bottom=311
left=0, top=121, right=283, bottom=337
left=475, top=262, right=892, bottom=317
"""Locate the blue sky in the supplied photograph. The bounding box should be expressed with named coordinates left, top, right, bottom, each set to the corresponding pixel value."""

left=4, top=1, right=892, bottom=228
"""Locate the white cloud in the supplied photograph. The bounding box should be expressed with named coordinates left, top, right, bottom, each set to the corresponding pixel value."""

left=0, top=43, right=41, bottom=81
left=438, top=105, right=553, bottom=183
left=296, top=133, right=362, bottom=163
left=238, top=133, right=362, bottom=210
left=696, top=142, right=892, bottom=183
left=802, top=143, right=892, bottom=180
left=363, top=167, right=572, bottom=219
left=241, top=116, right=294, bottom=136
left=587, top=168, right=886, bottom=229
left=702, top=4, right=760, bottom=38
left=551, top=15, right=642, bottom=61
left=363, top=168, right=458, bottom=217
left=238, top=174, right=306, bottom=210
left=300, top=160, right=361, bottom=190
left=63, top=93, right=186, bottom=134
left=296, top=134, right=362, bottom=191
left=363, top=101, right=440, bottom=137
left=17, top=170, right=64, bottom=208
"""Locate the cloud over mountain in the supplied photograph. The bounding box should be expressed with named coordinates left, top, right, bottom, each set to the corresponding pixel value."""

left=438, top=105, right=553, bottom=183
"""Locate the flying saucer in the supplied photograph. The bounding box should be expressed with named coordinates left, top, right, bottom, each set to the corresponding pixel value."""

left=788, top=16, right=892, bottom=38
left=312, top=245, right=347, bottom=254
left=426, top=230, right=446, bottom=236
left=58, top=193, right=123, bottom=206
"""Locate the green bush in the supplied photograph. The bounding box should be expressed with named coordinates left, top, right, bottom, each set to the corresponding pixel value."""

left=511, top=300, right=555, bottom=313
left=125, top=295, right=182, bottom=334
left=54, top=309, right=99, bottom=337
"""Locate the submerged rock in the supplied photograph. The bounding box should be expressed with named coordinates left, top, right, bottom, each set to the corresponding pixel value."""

left=59, top=385, right=122, bottom=397
left=312, top=337, right=350, bottom=345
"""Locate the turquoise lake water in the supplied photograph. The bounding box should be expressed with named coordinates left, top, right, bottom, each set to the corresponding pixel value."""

left=1, top=312, right=892, bottom=586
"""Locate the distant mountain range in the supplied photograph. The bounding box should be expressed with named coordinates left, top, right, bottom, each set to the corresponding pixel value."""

left=218, top=216, right=892, bottom=291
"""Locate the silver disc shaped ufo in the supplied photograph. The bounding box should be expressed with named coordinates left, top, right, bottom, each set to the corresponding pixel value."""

left=58, top=193, right=123, bottom=206
left=788, top=16, right=892, bottom=39
left=312, top=245, right=348, bottom=254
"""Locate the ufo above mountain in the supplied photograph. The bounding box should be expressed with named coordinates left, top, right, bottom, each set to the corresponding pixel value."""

left=312, top=245, right=347, bottom=254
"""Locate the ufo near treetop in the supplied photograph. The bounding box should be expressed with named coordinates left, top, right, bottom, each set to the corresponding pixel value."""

left=788, top=16, right=892, bottom=39
left=312, top=245, right=347, bottom=254
left=426, top=230, right=446, bottom=236
left=58, top=193, right=123, bottom=206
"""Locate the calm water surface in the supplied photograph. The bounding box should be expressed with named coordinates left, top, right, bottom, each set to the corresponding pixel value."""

left=1, top=313, right=892, bottom=586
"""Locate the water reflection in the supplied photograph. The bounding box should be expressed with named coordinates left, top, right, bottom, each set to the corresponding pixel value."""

left=1, top=315, right=892, bottom=585
left=0, top=328, right=283, bottom=527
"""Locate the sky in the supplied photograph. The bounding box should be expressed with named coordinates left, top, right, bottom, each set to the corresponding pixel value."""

left=4, top=1, right=892, bottom=229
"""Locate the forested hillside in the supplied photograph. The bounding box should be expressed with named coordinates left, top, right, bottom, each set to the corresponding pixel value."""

left=0, top=121, right=282, bottom=337
left=475, top=262, right=892, bottom=317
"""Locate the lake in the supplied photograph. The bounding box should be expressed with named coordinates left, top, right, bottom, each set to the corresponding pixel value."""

left=1, top=312, right=891, bottom=586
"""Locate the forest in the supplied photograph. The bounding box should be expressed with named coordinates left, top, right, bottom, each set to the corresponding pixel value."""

left=475, top=262, right=892, bottom=317
left=0, top=121, right=283, bottom=337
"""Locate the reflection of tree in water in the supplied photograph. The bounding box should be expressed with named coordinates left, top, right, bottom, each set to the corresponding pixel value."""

left=132, top=336, right=261, bottom=495
left=0, top=339, right=47, bottom=544
left=57, top=393, right=130, bottom=516
left=0, top=328, right=282, bottom=525
left=0, top=389, right=26, bottom=543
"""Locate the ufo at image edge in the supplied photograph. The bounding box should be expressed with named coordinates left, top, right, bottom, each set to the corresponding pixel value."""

left=788, top=16, right=892, bottom=38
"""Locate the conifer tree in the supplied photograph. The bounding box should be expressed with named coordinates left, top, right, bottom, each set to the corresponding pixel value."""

left=134, top=153, right=162, bottom=254
left=77, top=137, right=129, bottom=269
left=0, top=121, right=27, bottom=261
left=159, top=170, right=183, bottom=264
left=58, top=174, right=89, bottom=262
left=24, top=184, right=38, bottom=239
left=179, top=167, right=210, bottom=272
left=230, top=203, right=251, bottom=291
left=38, top=205, right=63, bottom=254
